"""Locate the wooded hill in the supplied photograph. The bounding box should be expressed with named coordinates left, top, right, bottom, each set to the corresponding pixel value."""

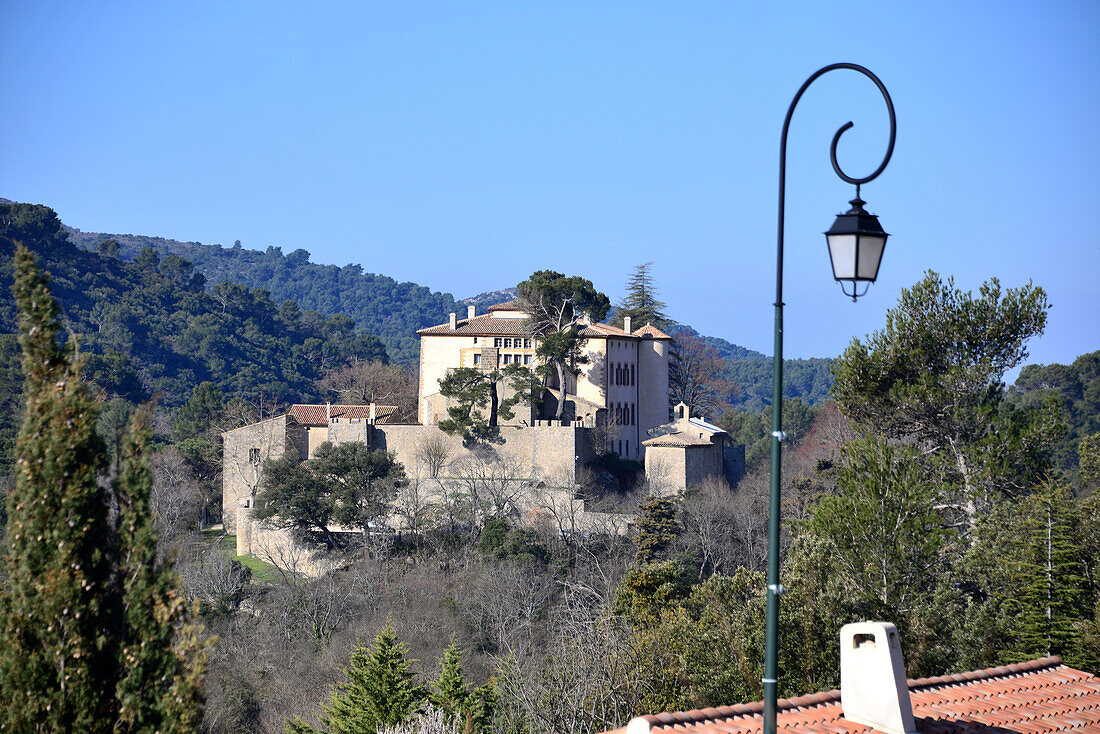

left=65, top=226, right=837, bottom=406
left=65, top=225, right=460, bottom=365
left=0, top=203, right=387, bottom=470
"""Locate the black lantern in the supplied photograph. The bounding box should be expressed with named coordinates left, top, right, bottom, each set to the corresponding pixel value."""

left=825, top=194, right=888, bottom=301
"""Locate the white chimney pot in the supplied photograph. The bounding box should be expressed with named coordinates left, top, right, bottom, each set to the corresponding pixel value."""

left=840, top=621, right=916, bottom=734
left=624, top=316, right=632, bottom=333
left=467, top=305, right=476, bottom=320
left=448, top=312, right=457, bottom=330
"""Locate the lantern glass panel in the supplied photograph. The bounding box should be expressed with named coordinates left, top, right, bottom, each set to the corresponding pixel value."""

left=856, top=235, right=886, bottom=281
left=827, top=234, right=857, bottom=279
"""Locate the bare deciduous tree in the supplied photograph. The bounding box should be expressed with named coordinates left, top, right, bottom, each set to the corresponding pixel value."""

left=150, top=446, right=203, bottom=553
left=318, top=358, right=418, bottom=422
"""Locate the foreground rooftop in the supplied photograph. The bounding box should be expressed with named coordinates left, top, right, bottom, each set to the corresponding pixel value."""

left=606, top=656, right=1100, bottom=734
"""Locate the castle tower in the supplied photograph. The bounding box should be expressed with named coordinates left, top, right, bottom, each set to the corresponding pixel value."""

left=634, top=324, right=672, bottom=450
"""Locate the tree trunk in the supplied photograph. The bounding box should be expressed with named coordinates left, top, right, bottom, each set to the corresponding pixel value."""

left=554, top=359, right=566, bottom=420
left=489, top=378, right=500, bottom=427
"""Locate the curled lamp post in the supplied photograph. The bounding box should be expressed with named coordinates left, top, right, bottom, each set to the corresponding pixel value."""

left=764, top=63, right=895, bottom=734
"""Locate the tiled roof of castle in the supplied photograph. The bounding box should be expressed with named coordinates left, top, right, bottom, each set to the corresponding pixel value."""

left=580, top=322, right=638, bottom=339
left=289, top=404, right=399, bottom=426
left=642, top=431, right=716, bottom=448
left=417, top=314, right=530, bottom=336
left=603, top=656, right=1100, bottom=734
left=633, top=324, right=673, bottom=339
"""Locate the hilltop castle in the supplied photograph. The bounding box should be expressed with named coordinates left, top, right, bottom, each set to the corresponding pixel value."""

left=222, top=302, right=742, bottom=565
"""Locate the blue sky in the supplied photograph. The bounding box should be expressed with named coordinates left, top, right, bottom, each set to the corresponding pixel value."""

left=2, top=1, right=1097, bottom=370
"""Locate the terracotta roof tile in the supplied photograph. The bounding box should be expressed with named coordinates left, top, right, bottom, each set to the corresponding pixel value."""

left=417, top=314, right=530, bottom=336
left=605, top=657, right=1100, bottom=734
left=643, top=431, right=717, bottom=447
left=289, top=404, right=399, bottom=426
left=579, top=322, right=638, bottom=339
left=634, top=324, right=673, bottom=339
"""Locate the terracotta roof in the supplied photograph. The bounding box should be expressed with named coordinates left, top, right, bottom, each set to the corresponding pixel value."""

left=604, top=656, right=1100, bottom=734
left=289, top=404, right=399, bottom=426
left=643, top=431, right=717, bottom=448
left=417, top=314, right=530, bottom=336
left=579, top=322, right=638, bottom=339
left=633, top=324, right=673, bottom=340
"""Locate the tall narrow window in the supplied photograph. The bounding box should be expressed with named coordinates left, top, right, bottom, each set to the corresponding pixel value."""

left=631, top=364, right=635, bottom=386
left=626, top=440, right=630, bottom=456
left=524, top=355, right=532, bottom=365
left=631, top=404, right=636, bottom=425
left=473, top=353, right=482, bottom=365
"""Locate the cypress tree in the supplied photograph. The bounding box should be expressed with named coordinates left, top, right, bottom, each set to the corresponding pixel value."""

left=0, top=246, right=119, bottom=731
left=115, top=407, right=207, bottom=733
left=0, top=246, right=207, bottom=732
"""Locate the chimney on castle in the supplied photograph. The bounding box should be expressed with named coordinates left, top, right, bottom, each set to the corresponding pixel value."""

left=623, top=316, right=632, bottom=333
left=840, top=622, right=916, bottom=734
left=326, top=402, right=331, bottom=423
left=448, top=312, right=457, bottom=330
left=369, top=402, right=377, bottom=424
left=467, top=305, right=476, bottom=320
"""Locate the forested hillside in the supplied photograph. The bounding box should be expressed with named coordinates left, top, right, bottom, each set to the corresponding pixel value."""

left=66, top=225, right=838, bottom=405
left=0, top=203, right=387, bottom=470
left=66, top=226, right=459, bottom=364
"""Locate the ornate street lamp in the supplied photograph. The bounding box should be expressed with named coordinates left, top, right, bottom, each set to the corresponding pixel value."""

left=764, top=63, right=895, bottom=734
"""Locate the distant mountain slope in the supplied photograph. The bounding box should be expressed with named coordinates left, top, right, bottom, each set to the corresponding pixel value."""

left=66, top=227, right=460, bottom=364
left=461, top=287, right=518, bottom=309
left=3, top=203, right=383, bottom=409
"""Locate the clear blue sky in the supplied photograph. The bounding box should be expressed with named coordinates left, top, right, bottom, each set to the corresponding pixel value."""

left=2, top=1, right=1097, bottom=370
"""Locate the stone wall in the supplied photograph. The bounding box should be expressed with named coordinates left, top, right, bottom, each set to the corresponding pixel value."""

left=222, top=415, right=305, bottom=535
left=371, top=423, right=595, bottom=485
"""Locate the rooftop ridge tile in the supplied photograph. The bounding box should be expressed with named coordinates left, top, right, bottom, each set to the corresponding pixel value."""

left=907, top=657, right=1064, bottom=691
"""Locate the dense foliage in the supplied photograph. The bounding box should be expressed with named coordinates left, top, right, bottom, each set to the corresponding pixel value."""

left=0, top=247, right=205, bottom=732
left=68, top=227, right=460, bottom=364
left=1010, top=350, right=1100, bottom=474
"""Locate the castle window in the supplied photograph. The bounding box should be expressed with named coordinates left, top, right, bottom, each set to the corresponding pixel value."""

left=631, top=403, right=636, bottom=425
left=504, top=338, right=513, bottom=348
left=248, top=448, right=261, bottom=465
left=524, top=338, right=532, bottom=348
left=626, top=440, right=630, bottom=456
left=503, top=354, right=513, bottom=364
left=523, top=355, right=532, bottom=365
left=494, top=338, right=502, bottom=347
left=631, top=364, right=635, bottom=386
left=473, top=353, right=482, bottom=365
left=618, top=439, right=622, bottom=455
left=473, top=336, right=479, bottom=344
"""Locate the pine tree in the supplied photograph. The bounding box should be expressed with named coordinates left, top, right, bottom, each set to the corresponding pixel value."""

left=289, top=622, right=426, bottom=734
left=431, top=640, right=470, bottom=722
left=0, top=246, right=119, bottom=731
left=615, top=262, right=670, bottom=331
left=115, top=407, right=207, bottom=733
left=634, top=496, right=682, bottom=564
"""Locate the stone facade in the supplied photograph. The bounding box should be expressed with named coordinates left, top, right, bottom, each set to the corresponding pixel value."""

left=643, top=402, right=745, bottom=491
left=417, top=301, right=672, bottom=462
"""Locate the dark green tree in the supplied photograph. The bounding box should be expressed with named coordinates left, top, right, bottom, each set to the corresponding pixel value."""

left=316, top=441, right=405, bottom=534
left=0, top=246, right=119, bottom=731
left=255, top=449, right=339, bottom=547
left=437, top=363, right=539, bottom=440
left=115, top=407, right=207, bottom=732
left=0, top=247, right=207, bottom=732
left=256, top=443, right=405, bottom=546
left=287, top=622, right=426, bottom=734
left=805, top=437, right=944, bottom=614
left=97, top=238, right=120, bottom=258
left=633, top=496, right=681, bottom=565
left=832, top=271, right=1053, bottom=526
left=614, top=262, right=671, bottom=331
left=516, top=270, right=610, bottom=419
